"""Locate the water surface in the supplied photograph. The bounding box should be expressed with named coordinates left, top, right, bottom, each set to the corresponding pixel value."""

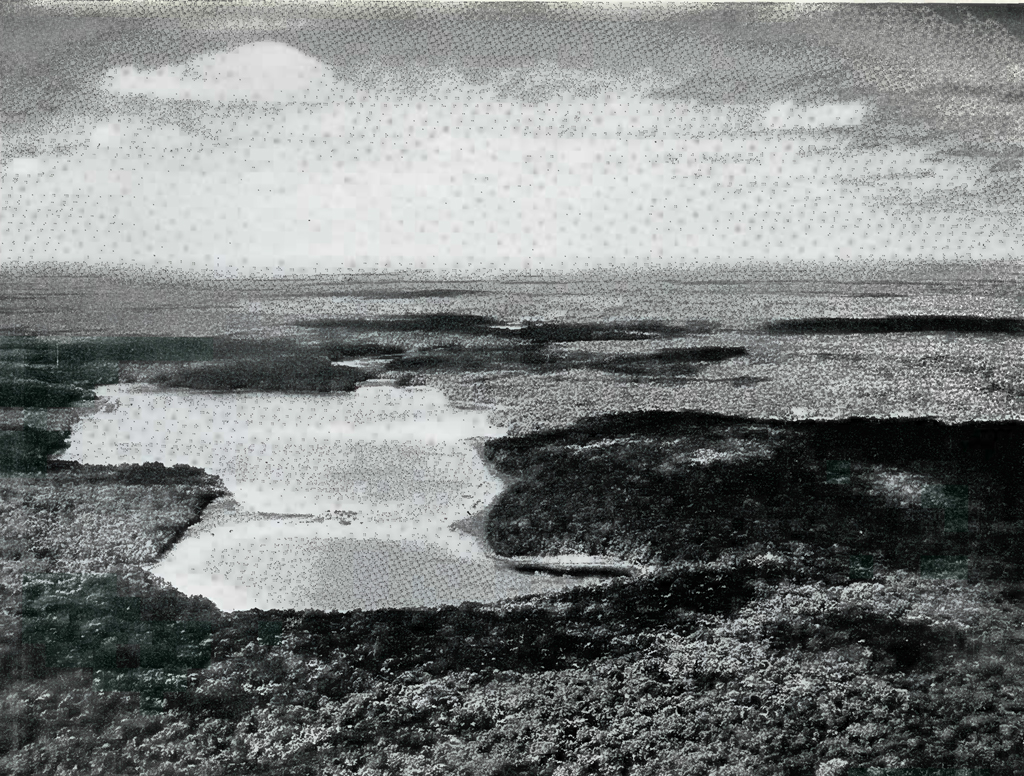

left=61, top=383, right=586, bottom=611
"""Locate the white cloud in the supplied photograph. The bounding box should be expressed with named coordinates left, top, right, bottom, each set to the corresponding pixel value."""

left=89, top=119, right=193, bottom=150
left=762, top=101, right=866, bottom=131
left=102, top=41, right=337, bottom=103
left=5, top=158, right=44, bottom=176
left=5, top=125, right=1017, bottom=274
left=89, top=123, right=122, bottom=148
left=6, top=64, right=1020, bottom=273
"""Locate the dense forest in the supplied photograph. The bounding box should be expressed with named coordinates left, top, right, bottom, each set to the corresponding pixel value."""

left=484, top=411, right=1024, bottom=577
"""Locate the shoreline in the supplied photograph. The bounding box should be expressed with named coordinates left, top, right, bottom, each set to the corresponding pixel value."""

left=448, top=436, right=514, bottom=548
left=454, top=436, right=646, bottom=578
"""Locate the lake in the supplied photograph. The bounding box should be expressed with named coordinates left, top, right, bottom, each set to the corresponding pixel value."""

left=59, top=382, right=587, bottom=611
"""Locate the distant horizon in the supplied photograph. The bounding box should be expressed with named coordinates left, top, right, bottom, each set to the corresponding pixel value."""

left=3, top=2, right=1022, bottom=273
left=1, top=256, right=1020, bottom=285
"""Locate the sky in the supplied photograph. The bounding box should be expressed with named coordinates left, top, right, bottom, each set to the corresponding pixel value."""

left=1, top=2, right=1022, bottom=276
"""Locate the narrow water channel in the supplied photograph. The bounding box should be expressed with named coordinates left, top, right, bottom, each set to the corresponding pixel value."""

left=60, top=383, right=588, bottom=611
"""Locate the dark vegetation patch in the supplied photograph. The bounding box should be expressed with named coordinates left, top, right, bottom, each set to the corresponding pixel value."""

left=723, top=375, right=770, bottom=387
left=0, top=360, right=120, bottom=388
left=850, top=292, right=909, bottom=298
left=1, top=563, right=755, bottom=752
left=297, top=313, right=504, bottom=336
left=18, top=573, right=220, bottom=679
left=0, top=339, right=119, bottom=407
left=296, top=314, right=719, bottom=342
left=0, top=427, right=69, bottom=472
left=501, top=320, right=719, bottom=343
left=764, top=315, right=1024, bottom=335
left=0, top=335, right=402, bottom=401
left=0, top=336, right=264, bottom=407
left=762, top=602, right=966, bottom=673
left=0, top=378, right=94, bottom=408
left=384, top=344, right=747, bottom=379
left=152, top=355, right=365, bottom=393
left=266, top=284, right=482, bottom=300
left=5, top=335, right=267, bottom=366
left=211, top=566, right=756, bottom=677
left=385, top=343, right=566, bottom=373
left=46, top=460, right=228, bottom=490
left=811, top=351, right=864, bottom=362
left=484, top=412, right=1024, bottom=576
left=315, top=289, right=483, bottom=300
left=322, top=342, right=406, bottom=360
left=4, top=558, right=1014, bottom=775
left=0, top=462, right=226, bottom=570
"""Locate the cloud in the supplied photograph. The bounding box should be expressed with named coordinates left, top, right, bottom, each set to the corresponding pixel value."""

left=5, top=158, right=43, bottom=176
left=101, top=41, right=337, bottom=103
left=6, top=120, right=1017, bottom=274
left=7, top=36, right=1022, bottom=273
left=762, top=101, right=866, bottom=131
left=89, top=119, right=193, bottom=150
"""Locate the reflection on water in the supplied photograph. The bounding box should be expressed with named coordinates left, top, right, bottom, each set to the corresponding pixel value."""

left=65, top=384, right=501, bottom=517
left=61, top=383, right=587, bottom=611
left=151, top=512, right=580, bottom=612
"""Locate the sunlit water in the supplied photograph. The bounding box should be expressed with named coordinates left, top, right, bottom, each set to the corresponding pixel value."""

left=60, top=383, right=586, bottom=611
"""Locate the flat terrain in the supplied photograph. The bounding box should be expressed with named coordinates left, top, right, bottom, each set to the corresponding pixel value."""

left=1, top=271, right=1023, bottom=775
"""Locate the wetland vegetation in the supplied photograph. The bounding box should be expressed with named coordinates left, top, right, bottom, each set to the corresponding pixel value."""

left=1, top=315, right=1023, bottom=775
left=763, top=316, right=1024, bottom=336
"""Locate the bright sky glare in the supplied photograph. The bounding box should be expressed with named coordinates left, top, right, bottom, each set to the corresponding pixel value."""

left=2, top=3, right=1022, bottom=275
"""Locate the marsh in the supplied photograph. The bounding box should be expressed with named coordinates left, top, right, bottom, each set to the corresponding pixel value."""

left=58, top=382, right=589, bottom=611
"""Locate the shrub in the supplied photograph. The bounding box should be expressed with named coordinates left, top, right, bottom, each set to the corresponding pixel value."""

left=153, top=356, right=364, bottom=392
left=0, top=427, right=68, bottom=472
left=0, top=378, right=93, bottom=408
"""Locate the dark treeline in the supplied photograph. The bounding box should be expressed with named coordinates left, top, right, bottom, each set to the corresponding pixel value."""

left=0, top=335, right=410, bottom=405
left=296, top=313, right=508, bottom=336
left=485, top=411, right=1024, bottom=577
left=384, top=344, right=748, bottom=378
left=764, top=315, right=1024, bottom=335
left=15, top=565, right=757, bottom=687
left=292, top=289, right=484, bottom=300
left=152, top=356, right=366, bottom=393
left=297, top=313, right=720, bottom=342
left=0, top=427, right=69, bottom=472
left=16, top=557, right=962, bottom=700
